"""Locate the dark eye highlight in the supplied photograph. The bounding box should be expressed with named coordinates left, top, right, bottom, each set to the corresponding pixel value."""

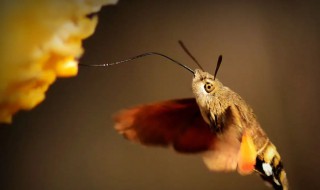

left=204, top=82, right=214, bottom=93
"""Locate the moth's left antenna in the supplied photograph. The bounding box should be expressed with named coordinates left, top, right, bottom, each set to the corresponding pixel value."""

left=79, top=52, right=194, bottom=74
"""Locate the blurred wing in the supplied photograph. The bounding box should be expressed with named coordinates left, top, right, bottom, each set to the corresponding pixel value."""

left=114, top=99, right=255, bottom=173
left=203, top=105, right=257, bottom=173
left=114, top=98, right=215, bottom=153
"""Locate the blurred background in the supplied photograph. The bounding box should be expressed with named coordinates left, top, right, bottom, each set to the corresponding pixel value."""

left=1, top=0, right=320, bottom=189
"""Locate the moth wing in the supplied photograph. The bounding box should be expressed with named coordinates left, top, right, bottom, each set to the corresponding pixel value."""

left=114, top=99, right=255, bottom=173
left=237, top=131, right=257, bottom=175
left=202, top=105, right=257, bottom=173
left=114, top=98, right=215, bottom=153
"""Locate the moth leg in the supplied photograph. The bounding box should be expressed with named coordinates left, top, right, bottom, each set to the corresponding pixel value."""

left=214, top=115, right=218, bottom=127
left=207, top=113, right=223, bottom=133
left=207, top=113, right=216, bottom=132
left=214, top=115, right=223, bottom=133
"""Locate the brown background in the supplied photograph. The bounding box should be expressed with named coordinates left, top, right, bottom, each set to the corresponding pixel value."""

left=1, top=1, right=320, bottom=190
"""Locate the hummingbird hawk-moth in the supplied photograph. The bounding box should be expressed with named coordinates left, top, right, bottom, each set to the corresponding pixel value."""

left=81, top=41, right=289, bottom=190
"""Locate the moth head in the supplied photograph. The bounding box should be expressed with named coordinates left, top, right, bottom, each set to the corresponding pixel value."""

left=192, top=54, right=223, bottom=95
left=192, top=69, right=223, bottom=98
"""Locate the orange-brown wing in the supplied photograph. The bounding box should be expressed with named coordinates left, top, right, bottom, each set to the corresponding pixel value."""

left=114, top=99, right=256, bottom=173
left=114, top=98, right=216, bottom=153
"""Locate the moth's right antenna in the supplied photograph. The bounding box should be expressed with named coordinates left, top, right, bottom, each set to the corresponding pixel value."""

left=214, top=55, right=222, bottom=80
left=178, top=40, right=204, bottom=71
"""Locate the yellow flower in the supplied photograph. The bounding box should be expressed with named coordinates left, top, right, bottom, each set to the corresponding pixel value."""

left=0, top=0, right=117, bottom=123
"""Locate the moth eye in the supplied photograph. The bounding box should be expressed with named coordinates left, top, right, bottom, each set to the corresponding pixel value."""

left=204, top=82, right=214, bottom=93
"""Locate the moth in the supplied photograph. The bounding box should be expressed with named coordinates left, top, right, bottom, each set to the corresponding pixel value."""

left=81, top=41, right=289, bottom=190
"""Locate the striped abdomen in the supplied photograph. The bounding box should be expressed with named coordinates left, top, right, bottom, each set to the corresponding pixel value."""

left=255, top=142, right=289, bottom=190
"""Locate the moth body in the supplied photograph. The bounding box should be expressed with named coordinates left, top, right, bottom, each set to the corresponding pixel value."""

left=114, top=66, right=288, bottom=190
left=192, top=69, right=288, bottom=190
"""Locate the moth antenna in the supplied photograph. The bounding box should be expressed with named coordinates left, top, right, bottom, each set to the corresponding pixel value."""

left=79, top=52, right=194, bottom=74
left=178, top=40, right=204, bottom=71
left=213, top=55, right=223, bottom=80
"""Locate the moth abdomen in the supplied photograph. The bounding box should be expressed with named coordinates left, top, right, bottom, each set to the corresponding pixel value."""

left=255, top=142, right=289, bottom=190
